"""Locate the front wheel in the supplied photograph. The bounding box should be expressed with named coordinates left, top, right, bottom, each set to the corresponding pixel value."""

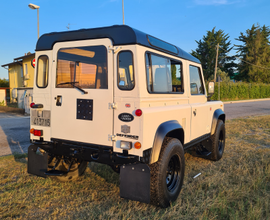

left=210, top=120, right=225, bottom=161
left=150, top=138, right=185, bottom=208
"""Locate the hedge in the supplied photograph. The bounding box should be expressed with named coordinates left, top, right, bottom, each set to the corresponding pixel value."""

left=211, top=82, right=270, bottom=101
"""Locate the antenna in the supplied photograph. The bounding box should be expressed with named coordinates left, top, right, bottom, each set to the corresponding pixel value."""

left=122, top=0, right=125, bottom=25
left=66, top=23, right=76, bottom=30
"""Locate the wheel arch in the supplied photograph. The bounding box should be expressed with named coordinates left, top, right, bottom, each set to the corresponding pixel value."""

left=211, top=109, right=225, bottom=135
left=149, top=120, right=184, bottom=164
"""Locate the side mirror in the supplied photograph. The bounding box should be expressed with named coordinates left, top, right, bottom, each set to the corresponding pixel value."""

left=207, top=82, right=215, bottom=101
left=208, top=82, right=215, bottom=95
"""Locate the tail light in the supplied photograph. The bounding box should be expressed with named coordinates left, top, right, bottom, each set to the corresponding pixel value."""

left=135, top=109, right=142, bottom=117
left=30, top=128, right=43, bottom=136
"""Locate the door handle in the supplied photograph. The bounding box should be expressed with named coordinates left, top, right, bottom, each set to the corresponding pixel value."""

left=55, top=95, right=62, bottom=106
left=193, top=109, right=197, bottom=116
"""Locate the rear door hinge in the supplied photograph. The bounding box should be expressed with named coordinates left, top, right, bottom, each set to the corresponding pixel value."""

left=108, top=46, right=122, bottom=54
left=108, top=135, right=117, bottom=141
left=109, top=102, right=117, bottom=109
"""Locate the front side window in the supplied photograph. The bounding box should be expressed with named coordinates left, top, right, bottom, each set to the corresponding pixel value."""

left=56, top=46, right=107, bottom=89
left=189, top=65, right=204, bottom=95
left=118, top=51, right=134, bottom=90
left=36, top=56, right=48, bottom=88
left=146, top=53, right=183, bottom=93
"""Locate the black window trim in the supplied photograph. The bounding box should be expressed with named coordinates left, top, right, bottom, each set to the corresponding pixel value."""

left=145, top=51, right=184, bottom=95
left=36, top=55, right=49, bottom=89
left=189, top=65, right=205, bottom=95
left=55, top=45, right=108, bottom=89
left=117, top=50, right=135, bottom=91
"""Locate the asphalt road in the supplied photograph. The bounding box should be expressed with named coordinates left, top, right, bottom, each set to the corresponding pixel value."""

left=0, top=112, right=30, bottom=157
left=224, top=100, right=270, bottom=120
left=0, top=99, right=269, bottom=157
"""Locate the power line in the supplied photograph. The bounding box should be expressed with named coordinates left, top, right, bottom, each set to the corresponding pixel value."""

left=218, top=46, right=270, bottom=70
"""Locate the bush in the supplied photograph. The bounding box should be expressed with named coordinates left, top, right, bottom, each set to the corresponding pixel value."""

left=210, top=82, right=270, bottom=101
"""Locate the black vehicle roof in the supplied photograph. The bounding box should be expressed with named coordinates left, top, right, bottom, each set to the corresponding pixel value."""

left=36, top=25, right=200, bottom=64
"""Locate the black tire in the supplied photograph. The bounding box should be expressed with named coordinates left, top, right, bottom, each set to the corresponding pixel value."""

left=210, top=120, right=225, bottom=161
left=48, top=156, right=88, bottom=182
left=150, top=138, right=185, bottom=208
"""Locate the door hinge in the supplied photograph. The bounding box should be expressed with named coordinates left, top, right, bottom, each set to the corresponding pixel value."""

left=108, top=46, right=122, bottom=53
left=109, top=102, right=117, bottom=109
left=108, top=135, right=117, bottom=141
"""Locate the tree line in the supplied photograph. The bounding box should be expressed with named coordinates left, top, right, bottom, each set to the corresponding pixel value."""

left=0, top=78, right=9, bottom=87
left=191, top=24, right=270, bottom=83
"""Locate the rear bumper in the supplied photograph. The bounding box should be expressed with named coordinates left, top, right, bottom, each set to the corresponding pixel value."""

left=31, top=138, right=140, bottom=167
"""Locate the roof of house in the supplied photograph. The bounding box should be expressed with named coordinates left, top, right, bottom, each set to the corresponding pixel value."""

left=1, top=53, right=35, bottom=67
left=1, top=61, right=21, bottom=67
left=36, top=25, right=200, bottom=64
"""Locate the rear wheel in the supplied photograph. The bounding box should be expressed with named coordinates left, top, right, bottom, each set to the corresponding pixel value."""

left=48, top=156, right=88, bottom=182
left=150, top=138, right=185, bottom=208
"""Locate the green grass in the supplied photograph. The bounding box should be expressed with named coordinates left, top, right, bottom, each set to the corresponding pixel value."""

left=0, top=115, right=269, bottom=219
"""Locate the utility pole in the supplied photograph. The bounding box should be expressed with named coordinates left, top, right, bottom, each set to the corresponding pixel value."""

left=122, top=0, right=125, bottom=25
left=214, top=43, right=219, bottom=82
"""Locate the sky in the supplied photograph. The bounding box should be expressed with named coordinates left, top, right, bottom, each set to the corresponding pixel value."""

left=0, top=0, right=270, bottom=79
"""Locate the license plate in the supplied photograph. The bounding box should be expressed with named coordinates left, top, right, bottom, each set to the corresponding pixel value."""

left=31, top=110, right=51, bottom=127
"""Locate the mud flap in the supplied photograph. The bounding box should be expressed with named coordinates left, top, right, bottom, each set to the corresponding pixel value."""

left=27, top=145, right=48, bottom=178
left=120, top=163, right=150, bottom=204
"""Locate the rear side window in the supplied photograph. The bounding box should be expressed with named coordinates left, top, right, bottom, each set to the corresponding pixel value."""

left=146, top=53, right=183, bottom=93
left=189, top=65, right=204, bottom=95
left=56, top=46, right=108, bottom=89
left=118, top=51, right=134, bottom=90
left=36, top=56, right=49, bottom=88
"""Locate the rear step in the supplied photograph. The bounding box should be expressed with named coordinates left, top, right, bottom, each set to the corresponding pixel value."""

left=193, top=144, right=212, bottom=159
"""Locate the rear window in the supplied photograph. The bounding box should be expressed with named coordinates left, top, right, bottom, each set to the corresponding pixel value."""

left=146, top=53, right=183, bottom=93
left=36, top=55, right=49, bottom=88
left=118, top=51, right=135, bottom=90
left=56, top=46, right=108, bottom=89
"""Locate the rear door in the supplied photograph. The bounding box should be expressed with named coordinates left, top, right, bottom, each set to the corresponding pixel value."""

left=51, top=39, right=114, bottom=146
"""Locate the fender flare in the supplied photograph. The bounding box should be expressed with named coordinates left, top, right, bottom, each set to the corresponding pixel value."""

left=211, top=109, right=226, bottom=135
left=149, top=120, right=184, bottom=164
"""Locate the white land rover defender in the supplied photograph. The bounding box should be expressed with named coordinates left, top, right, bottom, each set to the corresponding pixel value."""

left=28, top=25, right=225, bottom=208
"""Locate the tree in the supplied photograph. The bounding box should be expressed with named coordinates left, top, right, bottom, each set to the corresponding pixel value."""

left=191, top=27, right=237, bottom=81
left=235, top=24, right=270, bottom=83
left=208, top=68, right=231, bottom=84
left=0, top=78, right=9, bottom=87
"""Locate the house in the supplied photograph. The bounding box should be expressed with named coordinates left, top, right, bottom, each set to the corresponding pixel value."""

left=1, top=52, right=35, bottom=113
